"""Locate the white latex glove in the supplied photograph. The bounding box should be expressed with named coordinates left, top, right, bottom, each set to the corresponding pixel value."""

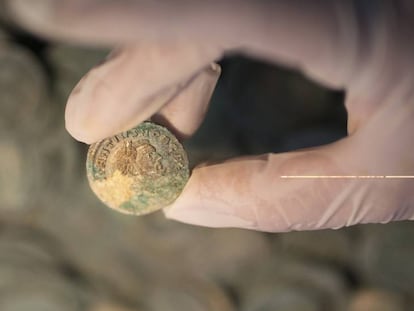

left=8, top=0, right=414, bottom=231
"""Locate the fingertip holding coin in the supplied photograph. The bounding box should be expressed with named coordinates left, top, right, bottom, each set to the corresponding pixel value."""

left=86, top=121, right=189, bottom=216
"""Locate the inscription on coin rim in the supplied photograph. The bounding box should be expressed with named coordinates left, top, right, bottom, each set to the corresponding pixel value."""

left=86, top=122, right=190, bottom=215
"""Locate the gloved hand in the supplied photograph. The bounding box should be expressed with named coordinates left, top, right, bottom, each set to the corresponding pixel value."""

left=8, top=0, right=414, bottom=231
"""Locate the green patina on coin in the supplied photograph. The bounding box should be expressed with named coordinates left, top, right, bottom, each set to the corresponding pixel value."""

left=86, top=122, right=189, bottom=216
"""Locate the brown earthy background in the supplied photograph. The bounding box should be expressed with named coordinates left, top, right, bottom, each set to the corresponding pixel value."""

left=0, top=13, right=413, bottom=311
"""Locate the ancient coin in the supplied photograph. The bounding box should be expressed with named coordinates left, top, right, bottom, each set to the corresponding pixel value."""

left=86, top=122, right=189, bottom=216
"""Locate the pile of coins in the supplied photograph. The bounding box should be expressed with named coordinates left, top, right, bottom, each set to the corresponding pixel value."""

left=0, top=225, right=90, bottom=311
left=0, top=39, right=80, bottom=213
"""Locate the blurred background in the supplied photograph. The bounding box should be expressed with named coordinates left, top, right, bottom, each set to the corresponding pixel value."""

left=1, top=9, right=414, bottom=311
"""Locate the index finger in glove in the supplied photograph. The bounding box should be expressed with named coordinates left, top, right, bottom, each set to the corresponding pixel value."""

left=65, top=43, right=221, bottom=143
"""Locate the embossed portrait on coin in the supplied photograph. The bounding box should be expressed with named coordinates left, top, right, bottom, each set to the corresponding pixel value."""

left=111, top=139, right=164, bottom=178
left=87, top=122, right=189, bottom=215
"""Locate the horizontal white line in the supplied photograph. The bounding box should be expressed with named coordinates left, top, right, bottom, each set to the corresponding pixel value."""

left=280, top=175, right=414, bottom=179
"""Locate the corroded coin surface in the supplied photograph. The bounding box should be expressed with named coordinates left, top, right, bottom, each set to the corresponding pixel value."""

left=86, top=122, right=189, bottom=215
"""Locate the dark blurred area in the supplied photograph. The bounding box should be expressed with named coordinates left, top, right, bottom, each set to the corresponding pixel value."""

left=1, top=11, right=413, bottom=311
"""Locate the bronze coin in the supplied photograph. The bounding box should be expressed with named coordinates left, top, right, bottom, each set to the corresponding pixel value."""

left=86, top=122, right=189, bottom=216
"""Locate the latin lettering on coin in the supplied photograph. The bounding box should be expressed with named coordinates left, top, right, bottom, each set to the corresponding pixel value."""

left=86, top=122, right=189, bottom=215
